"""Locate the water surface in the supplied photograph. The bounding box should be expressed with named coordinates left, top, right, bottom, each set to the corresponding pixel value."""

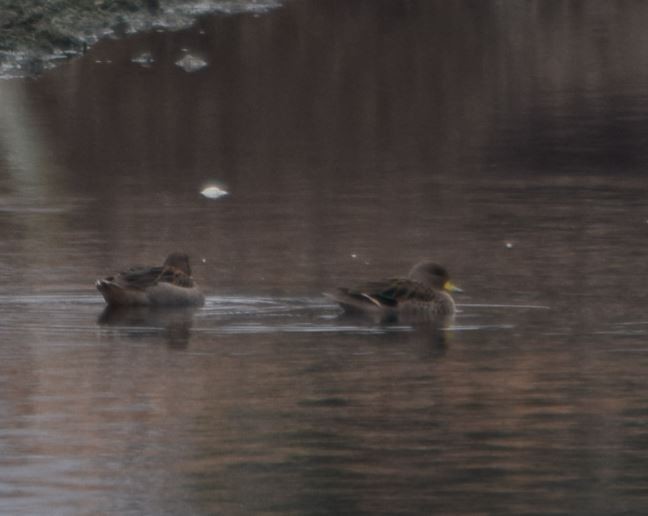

left=2, top=1, right=648, bottom=514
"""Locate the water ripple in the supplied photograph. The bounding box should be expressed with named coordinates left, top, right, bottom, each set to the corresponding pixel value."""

left=0, top=293, right=527, bottom=338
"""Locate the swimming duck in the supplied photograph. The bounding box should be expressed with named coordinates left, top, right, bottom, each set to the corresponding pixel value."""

left=325, top=261, right=461, bottom=317
left=96, top=252, right=205, bottom=307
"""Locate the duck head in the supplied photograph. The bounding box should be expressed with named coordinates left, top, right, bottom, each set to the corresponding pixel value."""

left=408, top=261, right=462, bottom=292
left=163, top=252, right=192, bottom=275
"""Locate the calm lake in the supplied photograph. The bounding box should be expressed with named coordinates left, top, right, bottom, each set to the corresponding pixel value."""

left=2, top=1, right=648, bottom=514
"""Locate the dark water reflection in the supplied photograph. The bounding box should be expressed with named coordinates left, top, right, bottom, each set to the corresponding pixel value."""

left=3, top=0, right=648, bottom=514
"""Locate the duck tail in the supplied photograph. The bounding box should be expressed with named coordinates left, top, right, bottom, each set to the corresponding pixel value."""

left=96, top=279, right=135, bottom=306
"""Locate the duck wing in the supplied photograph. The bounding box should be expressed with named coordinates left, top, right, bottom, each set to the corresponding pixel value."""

left=335, top=278, right=434, bottom=309
left=114, top=266, right=165, bottom=289
left=116, top=265, right=196, bottom=289
left=112, top=264, right=195, bottom=289
left=360, top=278, right=436, bottom=305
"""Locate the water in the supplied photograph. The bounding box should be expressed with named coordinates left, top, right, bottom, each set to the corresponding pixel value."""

left=2, top=1, right=648, bottom=514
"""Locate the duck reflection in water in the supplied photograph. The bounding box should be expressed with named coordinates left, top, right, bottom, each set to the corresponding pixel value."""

left=98, top=305, right=199, bottom=349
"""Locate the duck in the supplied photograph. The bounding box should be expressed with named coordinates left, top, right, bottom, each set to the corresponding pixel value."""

left=325, top=261, right=461, bottom=317
left=96, top=252, right=205, bottom=307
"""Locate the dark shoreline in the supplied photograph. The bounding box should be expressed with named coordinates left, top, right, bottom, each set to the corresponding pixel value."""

left=0, top=0, right=281, bottom=78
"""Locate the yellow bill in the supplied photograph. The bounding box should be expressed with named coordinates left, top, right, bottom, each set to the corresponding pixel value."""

left=443, top=280, right=463, bottom=293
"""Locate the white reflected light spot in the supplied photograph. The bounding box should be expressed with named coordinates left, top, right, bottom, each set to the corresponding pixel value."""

left=201, top=185, right=228, bottom=199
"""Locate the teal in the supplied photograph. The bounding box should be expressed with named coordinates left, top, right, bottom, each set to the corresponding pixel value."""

left=325, top=261, right=460, bottom=317
left=96, top=252, right=204, bottom=307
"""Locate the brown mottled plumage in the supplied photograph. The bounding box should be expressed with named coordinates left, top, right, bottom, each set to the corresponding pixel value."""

left=325, top=261, right=460, bottom=317
left=96, top=252, right=204, bottom=307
